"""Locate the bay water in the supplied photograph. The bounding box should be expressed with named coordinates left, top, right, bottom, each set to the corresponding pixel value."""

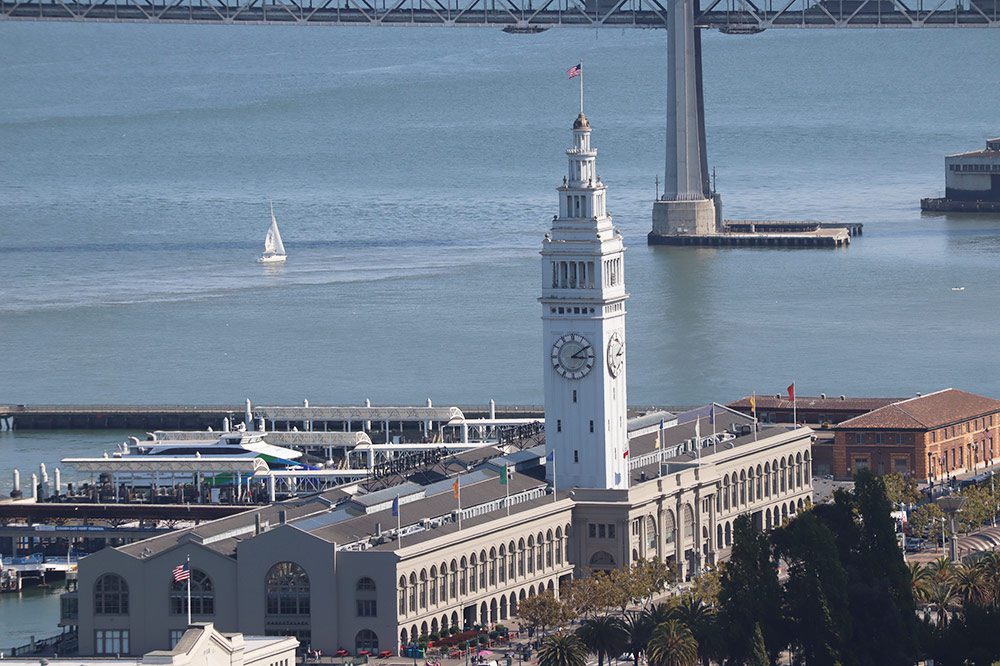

left=1, top=21, right=999, bottom=646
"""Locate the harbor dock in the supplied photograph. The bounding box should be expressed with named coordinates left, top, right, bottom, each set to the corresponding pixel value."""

left=648, top=219, right=860, bottom=248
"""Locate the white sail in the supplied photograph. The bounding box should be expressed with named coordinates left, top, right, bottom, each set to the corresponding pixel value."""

left=268, top=205, right=286, bottom=256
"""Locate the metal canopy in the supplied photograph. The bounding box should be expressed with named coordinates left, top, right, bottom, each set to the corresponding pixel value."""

left=256, top=405, right=465, bottom=422
left=62, top=456, right=265, bottom=474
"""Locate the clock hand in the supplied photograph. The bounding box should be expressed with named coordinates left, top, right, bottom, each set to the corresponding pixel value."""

left=571, top=346, right=591, bottom=360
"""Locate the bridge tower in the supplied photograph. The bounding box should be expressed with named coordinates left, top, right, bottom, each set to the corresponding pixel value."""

left=649, top=0, right=720, bottom=242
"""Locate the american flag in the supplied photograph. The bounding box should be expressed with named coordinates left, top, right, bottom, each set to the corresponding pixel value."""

left=567, top=64, right=581, bottom=79
left=173, top=562, right=190, bottom=582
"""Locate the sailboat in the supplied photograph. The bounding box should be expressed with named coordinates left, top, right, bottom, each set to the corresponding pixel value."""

left=258, top=202, right=287, bottom=264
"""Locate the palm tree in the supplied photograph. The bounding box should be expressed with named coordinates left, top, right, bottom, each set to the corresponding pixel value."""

left=577, top=616, right=627, bottom=666
left=927, top=556, right=956, bottom=584
left=537, top=632, right=589, bottom=666
left=954, top=563, right=991, bottom=607
left=646, top=620, right=699, bottom=666
left=925, top=579, right=960, bottom=626
left=621, top=611, right=652, bottom=666
left=641, top=601, right=673, bottom=630
left=973, top=552, right=1000, bottom=606
left=669, top=595, right=718, bottom=665
left=908, top=562, right=932, bottom=604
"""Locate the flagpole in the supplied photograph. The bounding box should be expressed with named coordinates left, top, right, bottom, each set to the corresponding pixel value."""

left=552, top=452, right=557, bottom=504
left=505, top=467, right=510, bottom=517
left=457, top=482, right=462, bottom=530
left=186, top=555, right=192, bottom=627
left=752, top=392, right=758, bottom=442
left=792, top=382, right=797, bottom=425
left=579, top=62, right=584, bottom=113
left=396, top=496, right=402, bottom=548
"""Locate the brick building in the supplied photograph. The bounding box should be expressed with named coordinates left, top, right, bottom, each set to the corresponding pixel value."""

left=832, top=388, right=1000, bottom=481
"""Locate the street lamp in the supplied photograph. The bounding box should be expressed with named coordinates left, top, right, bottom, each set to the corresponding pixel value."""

left=937, top=494, right=966, bottom=562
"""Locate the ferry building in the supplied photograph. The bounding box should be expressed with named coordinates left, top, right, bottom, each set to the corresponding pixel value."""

left=68, top=112, right=814, bottom=657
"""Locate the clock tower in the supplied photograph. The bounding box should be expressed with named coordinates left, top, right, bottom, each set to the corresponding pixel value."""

left=542, top=112, right=629, bottom=491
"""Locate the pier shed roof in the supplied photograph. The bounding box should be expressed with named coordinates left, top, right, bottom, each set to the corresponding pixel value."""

left=255, top=405, right=464, bottom=423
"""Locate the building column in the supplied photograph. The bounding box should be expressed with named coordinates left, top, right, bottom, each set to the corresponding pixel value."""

left=673, top=497, right=685, bottom=581
left=649, top=0, right=718, bottom=243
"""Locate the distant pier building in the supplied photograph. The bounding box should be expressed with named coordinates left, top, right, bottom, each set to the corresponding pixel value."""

left=922, top=138, right=1000, bottom=212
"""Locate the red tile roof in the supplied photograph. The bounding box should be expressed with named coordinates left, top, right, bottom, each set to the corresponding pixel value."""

left=835, top=389, right=1000, bottom=430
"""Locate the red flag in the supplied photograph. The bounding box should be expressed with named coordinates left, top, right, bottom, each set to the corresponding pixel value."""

left=452, top=479, right=459, bottom=499
left=623, top=449, right=629, bottom=459
left=787, top=383, right=796, bottom=402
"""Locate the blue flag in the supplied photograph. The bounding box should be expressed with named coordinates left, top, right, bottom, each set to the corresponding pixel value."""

left=391, top=496, right=399, bottom=517
left=546, top=450, right=555, bottom=462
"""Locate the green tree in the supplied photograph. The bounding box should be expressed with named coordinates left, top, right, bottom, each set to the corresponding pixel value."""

left=621, top=611, right=653, bottom=666
left=537, top=632, right=588, bottom=666
left=772, top=511, right=851, bottom=666
left=517, top=592, right=571, bottom=638
left=576, top=615, right=628, bottom=666
left=813, top=469, right=919, bottom=666
left=646, top=620, right=699, bottom=666
left=882, top=472, right=920, bottom=506
left=907, top=503, right=944, bottom=541
left=747, top=624, right=768, bottom=666
left=717, top=515, right=784, bottom=663
left=670, top=595, right=719, bottom=665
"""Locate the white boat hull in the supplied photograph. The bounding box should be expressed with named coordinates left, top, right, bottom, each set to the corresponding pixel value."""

left=258, top=254, right=287, bottom=264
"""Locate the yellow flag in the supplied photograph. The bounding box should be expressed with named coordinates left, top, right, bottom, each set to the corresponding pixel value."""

left=749, top=394, right=756, bottom=411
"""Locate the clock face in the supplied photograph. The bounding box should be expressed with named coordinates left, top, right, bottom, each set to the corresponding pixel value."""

left=607, top=332, right=625, bottom=378
left=551, top=333, right=595, bottom=380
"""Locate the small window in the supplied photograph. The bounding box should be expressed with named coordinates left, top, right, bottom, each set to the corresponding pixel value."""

left=598, top=524, right=606, bottom=538
left=357, top=599, right=377, bottom=617
left=588, top=524, right=596, bottom=538
left=572, top=390, right=577, bottom=403
left=608, top=524, right=616, bottom=539
left=557, top=420, right=562, bottom=433
left=573, top=450, right=579, bottom=463
left=589, top=420, right=594, bottom=433
left=169, top=630, right=185, bottom=649
left=95, top=630, right=130, bottom=655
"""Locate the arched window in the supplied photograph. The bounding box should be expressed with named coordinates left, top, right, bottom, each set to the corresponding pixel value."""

left=645, top=515, right=657, bottom=553
left=398, top=576, right=407, bottom=615
left=357, top=577, right=377, bottom=617
left=589, top=551, right=616, bottom=571
left=526, top=536, right=535, bottom=574
left=545, top=531, right=554, bottom=568
left=409, top=572, right=418, bottom=609
left=499, top=546, right=507, bottom=582
left=479, top=549, right=487, bottom=589
left=469, top=554, right=478, bottom=593
left=95, top=573, right=129, bottom=615
left=756, top=464, right=763, bottom=499
left=449, top=560, right=458, bottom=598
left=355, top=629, right=379, bottom=653
left=459, top=557, right=468, bottom=595
left=723, top=475, right=730, bottom=511
left=419, top=569, right=428, bottom=608
left=266, top=562, right=309, bottom=616
left=439, top=562, right=448, bottom=602
left=509, top=541, right=518, bottom=579
left=170, top=569, right=213, bottom=616
left=518, top=539, right=526, bottom=576
left=663, top=510, right=676, bottom=544
left=489, top=548, right=497, bottom=587
left=683, top=504, right=694, bottom=541
left=554, top=529, right=563, bottom=565
left=535, top=533, right=544, bottom=570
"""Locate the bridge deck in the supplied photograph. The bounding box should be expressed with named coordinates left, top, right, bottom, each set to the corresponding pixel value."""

left=1, top=0, right=997, bottom=27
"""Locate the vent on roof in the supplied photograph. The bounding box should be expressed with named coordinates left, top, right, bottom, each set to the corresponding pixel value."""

left=820, top=393, right=826, bottom=399
left=840, top=395, right=846, bottom=400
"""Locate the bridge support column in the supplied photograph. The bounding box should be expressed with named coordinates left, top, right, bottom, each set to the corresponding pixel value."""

left=649, top=0, right=719, bottom=243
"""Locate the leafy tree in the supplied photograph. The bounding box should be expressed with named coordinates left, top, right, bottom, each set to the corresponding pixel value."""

left=576, top=615, right=627, bottom=666
left=537, top=632, right=588, bottom=666
left=690, top=568, right=721, bottom=606
left=882, top=472, right=921, bottom=506
left=772, top=511, right=851, bottom=666
left=907, top=503, right=944, bottom=541
left=565, top=575, right=612, bottom=618
left=646, top=620, right=699, bottom=666
left=517, top=592, right=571, bottom=638
left=717, top=515, right=784, bottom=663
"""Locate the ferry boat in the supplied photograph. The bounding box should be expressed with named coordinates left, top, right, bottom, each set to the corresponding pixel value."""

left=121, top=431, right=312, bottom=470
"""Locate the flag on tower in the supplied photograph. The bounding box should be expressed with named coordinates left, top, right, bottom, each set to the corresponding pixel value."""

left=567, top=63, right=582, bottom=79
left=499, top=466, right=509, bottom=486
left=546, top=450, right=555, bottom=462
left=172, top=562, right=190, bottom=582
left=452, top=478, right=460, bottom=499
left=787, top=383, right=796, bottom=402
left=391, top=496, right=399, bottom=517
left=623, top=449, right=629, bottom=459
